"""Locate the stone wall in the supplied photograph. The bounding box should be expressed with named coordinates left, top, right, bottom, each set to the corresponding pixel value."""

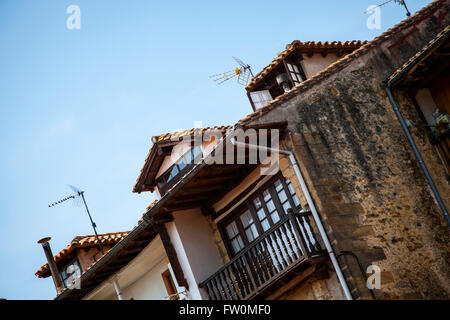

left=246, top=0, right=450, bottom=299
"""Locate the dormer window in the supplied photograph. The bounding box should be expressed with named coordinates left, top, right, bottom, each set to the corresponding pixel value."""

left=157, top=146, right=202, bottom=195
left=247, top=54, right=307, bottom=111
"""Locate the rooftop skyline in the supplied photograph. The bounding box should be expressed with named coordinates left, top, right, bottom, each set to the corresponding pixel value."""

left=0, top=0, right=433, bottom=300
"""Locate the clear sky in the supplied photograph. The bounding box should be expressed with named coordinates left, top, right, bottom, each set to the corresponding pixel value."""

left=0, top=0, right=433, bottom=300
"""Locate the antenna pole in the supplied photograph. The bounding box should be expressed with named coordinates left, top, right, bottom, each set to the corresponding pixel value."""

left=80, top=191, right=104, bottom=253
left=400, top=0, right=411, bottom=17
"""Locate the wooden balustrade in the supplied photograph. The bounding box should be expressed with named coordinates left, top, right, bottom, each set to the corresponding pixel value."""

left=199, top=209, right=324, bottom=300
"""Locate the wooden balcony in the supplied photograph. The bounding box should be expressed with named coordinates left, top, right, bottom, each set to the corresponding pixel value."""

left=199, top=209, right=326, bottom=300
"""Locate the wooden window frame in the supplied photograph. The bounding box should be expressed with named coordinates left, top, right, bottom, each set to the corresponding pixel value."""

left=283, top=59, right=307, bottom=87
left=162, top=269, right=179, bottom=300
left=59, top=257, right=82, bottom=288
left=156, top=145, right=202, bottom=196
left=219, top=172, right=301, bottom=258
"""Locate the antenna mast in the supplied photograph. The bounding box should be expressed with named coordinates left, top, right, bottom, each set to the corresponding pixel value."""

left=49, top=186, right=103, bottom=253
left=210, top=56, right=254, bottom=86
left=365, top=0, right=411, bottom=17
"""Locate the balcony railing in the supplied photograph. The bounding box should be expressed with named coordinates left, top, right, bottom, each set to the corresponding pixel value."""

left=199, top=208, right=325, bottom=300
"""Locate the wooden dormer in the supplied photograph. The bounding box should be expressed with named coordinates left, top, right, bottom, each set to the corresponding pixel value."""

left=246, top=40, right=368, bottom=111
left=133, top=126, right=233, bottom=196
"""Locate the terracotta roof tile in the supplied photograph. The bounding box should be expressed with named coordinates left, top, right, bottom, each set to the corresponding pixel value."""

left=238, top=0, right=447, bottom=127
left=35, top=231, right=129, bottom=278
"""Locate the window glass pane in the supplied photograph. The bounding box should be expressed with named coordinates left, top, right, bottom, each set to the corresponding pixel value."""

left=231, top=236, right=244, bottom=254
left=261, top=219, right=270, bottom=232
left=178, top=161, right=187, bottom=171
left=278, top=190, right=287, bottom=203
left=250, top=90, right=273, bottom=110
left=293, top=64, right=300, bottom=73
left=226, top=221, right=239, bottom=239
left=168, top=165, right=179, bottom=181
left=283, top=201, right=292, bottom=213
left=287, top=181, right=294, bottom=193
left=287, top=63, right=294, bottom=72
left=257, top=208, right=266, bottom=221
left=266, top=200, right=275, bottom=212
left=292, top=194, right=300, bottom=206
left=271, top=212, right=280, bottom=224
left=246, top=225, right=259, bottom=243
left=263, top=190, right=271, bottom=202
left=240, top=210, right=254, bottom=228
left=275, top=180, right=283, bottom=192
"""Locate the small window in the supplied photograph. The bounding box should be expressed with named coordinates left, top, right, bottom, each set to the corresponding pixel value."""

left=162, top=269, right=179, bottom=300
left=250, top=90, right=273, bottom=110
left=60, top=258, right=82, bottom=288
left=285, top=62, right=305, bottom=86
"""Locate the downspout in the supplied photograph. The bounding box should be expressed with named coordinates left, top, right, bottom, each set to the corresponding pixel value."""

left=231, top=135, right=353, bottom=300
left=385, top=75, right=450, bottom=227
left=112, top=277, right=124, bottom=300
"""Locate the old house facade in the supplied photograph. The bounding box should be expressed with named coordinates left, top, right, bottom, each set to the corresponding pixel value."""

left=36, top=0, right=449, bottom=300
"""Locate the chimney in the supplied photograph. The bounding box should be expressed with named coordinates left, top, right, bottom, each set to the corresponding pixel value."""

left=37, top=237, right=64, bottom=294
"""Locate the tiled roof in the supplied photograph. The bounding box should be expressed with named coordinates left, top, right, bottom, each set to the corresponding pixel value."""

left=387, top=24, right=450, bottom=83
left=35, top=231, right=129, bottom=278
left=133, top=126, right=233, bottom=193
left=151, top=126, right=233, bottom=143
left=238, top=0, right=447, bottom=127
left=246, top=40, right=368, bottom=89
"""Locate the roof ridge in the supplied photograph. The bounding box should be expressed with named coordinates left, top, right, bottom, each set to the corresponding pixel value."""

left=152, top=125, right=233, bottom=141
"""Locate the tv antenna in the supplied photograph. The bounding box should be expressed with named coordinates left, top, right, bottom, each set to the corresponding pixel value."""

left=48, top=185, right=103, bottom=253
left=364, top=0, right=411, bottom=17
left=210, top=56, right=254, bottom=86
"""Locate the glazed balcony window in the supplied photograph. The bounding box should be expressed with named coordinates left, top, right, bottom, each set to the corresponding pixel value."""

left=157, top=146, right=202, bottom=195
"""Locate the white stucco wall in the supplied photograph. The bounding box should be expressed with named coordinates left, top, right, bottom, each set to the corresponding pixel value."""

left=301, top=53, right=340, bottom=79
left=83, top=236, right=171, bottom=300
left=168, top=208, right=224, bottom=299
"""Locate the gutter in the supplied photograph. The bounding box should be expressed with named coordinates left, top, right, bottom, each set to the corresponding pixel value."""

left=384, top=28, right=450, bottom=227
left=231, top=132, right=353, bottom=300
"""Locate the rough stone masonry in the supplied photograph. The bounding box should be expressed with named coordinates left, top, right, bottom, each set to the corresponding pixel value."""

left=246, top=0, right=450, bottom=299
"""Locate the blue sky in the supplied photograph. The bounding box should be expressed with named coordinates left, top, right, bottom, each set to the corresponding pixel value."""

left=0, top=0, right=432, bottom=300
